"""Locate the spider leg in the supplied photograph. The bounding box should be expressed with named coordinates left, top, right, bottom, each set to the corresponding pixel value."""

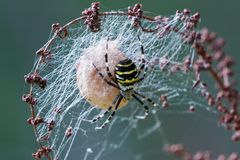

left=132, top=94, right=149, bottom=119
left=95, top=94, right=123, bottom=130
left=137, top=35, right=146, bottom=72
left=92, top=63, right=119, bottom=89
left=104, top=37, right=116, bottom=82
left=91, top=94, right=121, bottom=123
left=134, top=91, right=158, bottom=108
left=136, top=35, right=149, bottom=83
left=137, top=67, right=148, bottom=83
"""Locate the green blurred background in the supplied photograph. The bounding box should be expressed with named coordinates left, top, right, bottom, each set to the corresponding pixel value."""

left=0, top=0, right=239, bottom=159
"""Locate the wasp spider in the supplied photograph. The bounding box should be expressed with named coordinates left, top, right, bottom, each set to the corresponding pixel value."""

left=92, top=36, right=157, bottom=129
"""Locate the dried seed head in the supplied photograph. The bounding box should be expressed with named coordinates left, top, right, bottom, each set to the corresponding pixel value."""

left=47, top=120, right=55, bottom=131
left=66, top=127, right=73, bottom=138
left=231, top=131, right=240, bottom=141
left=82, top=2, right=101, bottom=32
left=183, top=9, right=191, bottom=15
left=189, top=106, right=195, bottom=112
left=164, top=144, right=185, bottom=156
left=22, top=94, right=37, bottom=105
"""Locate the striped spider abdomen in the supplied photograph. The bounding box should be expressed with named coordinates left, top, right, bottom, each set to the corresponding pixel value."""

left=115, top=58, right=139, bottom=99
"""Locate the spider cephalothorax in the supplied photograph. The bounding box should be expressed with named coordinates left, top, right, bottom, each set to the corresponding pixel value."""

left=92, top=36, right=158, bottom=129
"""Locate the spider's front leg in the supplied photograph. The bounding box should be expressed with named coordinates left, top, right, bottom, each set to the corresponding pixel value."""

left=134, top=91, right=158, bottom=108
left=91, top=63, right=123, bottom=129
left=91, top=94, right=121, bottom=123
left=133, top=91, right=159, bottom=119
left=132, top=94, right=149, bottom=119
left=95, top=94, right=123, bottom=130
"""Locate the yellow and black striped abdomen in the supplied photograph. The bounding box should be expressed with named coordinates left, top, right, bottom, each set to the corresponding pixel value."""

left=115, top=59, right=139, bottom=91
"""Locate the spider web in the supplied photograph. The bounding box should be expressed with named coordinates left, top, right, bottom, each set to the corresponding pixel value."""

left=29, top=12, right=218, bottom=160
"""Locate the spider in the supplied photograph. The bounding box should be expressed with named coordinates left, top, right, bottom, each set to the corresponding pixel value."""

left=92, top=36, right=158, bottom=129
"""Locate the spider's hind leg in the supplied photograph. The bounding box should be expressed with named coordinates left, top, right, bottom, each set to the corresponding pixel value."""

left=136, top=35, right=149, bottom=83
left=92, top=63, right=119, bottom=89
left=104, top=38, right=116, bottom=82
left=137, top=35, right=146, bottom=72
